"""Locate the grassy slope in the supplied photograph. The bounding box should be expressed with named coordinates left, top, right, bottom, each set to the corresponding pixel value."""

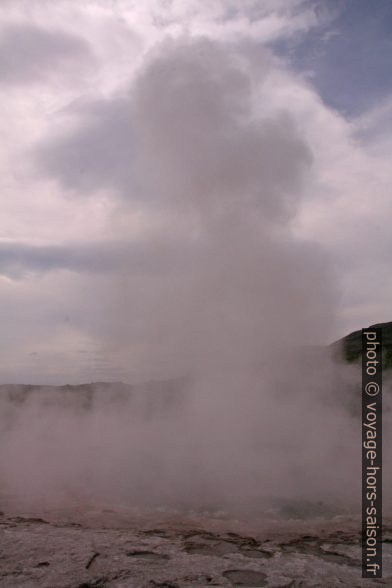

left=332, top=321, right=392, bottom=370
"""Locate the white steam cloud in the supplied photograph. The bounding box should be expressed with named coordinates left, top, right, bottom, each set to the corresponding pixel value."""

left=1, top=37, right=390, bottom=515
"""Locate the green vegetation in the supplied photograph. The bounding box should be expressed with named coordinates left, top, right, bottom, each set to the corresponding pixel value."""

left=333, top=321, right=392, bottom=370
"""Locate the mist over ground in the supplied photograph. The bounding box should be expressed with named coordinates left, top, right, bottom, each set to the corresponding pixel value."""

left=1, top=355, right=391, bottom=515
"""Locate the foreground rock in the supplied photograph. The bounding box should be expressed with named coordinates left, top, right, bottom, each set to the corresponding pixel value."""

left=0, top=504, right=391, bottom=587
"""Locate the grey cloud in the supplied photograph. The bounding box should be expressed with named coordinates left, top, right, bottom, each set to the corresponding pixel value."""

left=37, top=98, right=134, bottom=196
left=0, top=23, right=93, bottom=85
left=0, top=241, right=116, bottom=278
left=0, top=239, right=196, bottom=279
left=36, top=38, right=311, bottom=223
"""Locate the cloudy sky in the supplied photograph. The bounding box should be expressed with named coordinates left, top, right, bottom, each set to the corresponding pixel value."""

left=1, top=0, right=391, bottom=384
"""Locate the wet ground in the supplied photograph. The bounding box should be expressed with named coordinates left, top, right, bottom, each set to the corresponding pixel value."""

left=1, top=503, right=391, bottom=587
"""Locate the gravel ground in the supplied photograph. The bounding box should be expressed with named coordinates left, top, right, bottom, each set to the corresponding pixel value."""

left=1, top=503, right=391, bottom=587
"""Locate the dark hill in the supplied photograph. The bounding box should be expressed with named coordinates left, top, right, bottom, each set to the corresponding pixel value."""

left=332, top=321, right=392, bottom=369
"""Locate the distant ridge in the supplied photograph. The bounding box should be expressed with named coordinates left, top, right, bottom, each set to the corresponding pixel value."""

left=0, top=378, right=188, bottom=413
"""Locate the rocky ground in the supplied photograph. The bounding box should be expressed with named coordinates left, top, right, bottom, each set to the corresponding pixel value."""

left=1, top=502, right=391, bottom=587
